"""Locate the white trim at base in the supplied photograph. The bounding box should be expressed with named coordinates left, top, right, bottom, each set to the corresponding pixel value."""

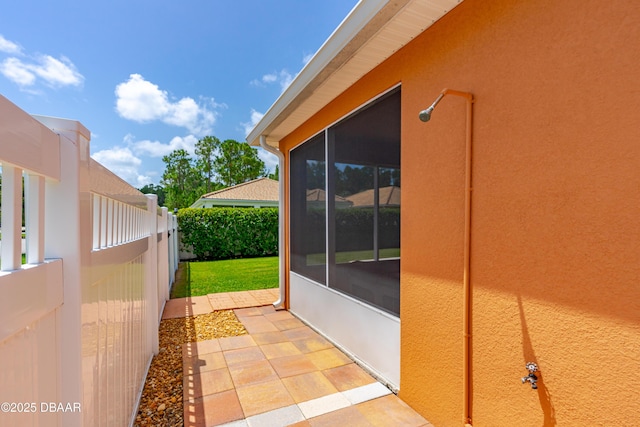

left=289, top=271, right=400, bottom=389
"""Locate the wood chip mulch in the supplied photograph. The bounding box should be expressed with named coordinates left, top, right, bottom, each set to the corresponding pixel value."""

left=134, top=310, right=248, bottom=426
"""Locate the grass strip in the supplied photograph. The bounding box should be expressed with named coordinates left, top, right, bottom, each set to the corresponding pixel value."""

left=171, top=256, right=278, bottom=298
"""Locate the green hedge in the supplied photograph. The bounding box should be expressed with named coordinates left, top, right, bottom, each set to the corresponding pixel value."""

left=303, top=206, right=400, bottom=253
left=178, top=207, right=278, bottom=260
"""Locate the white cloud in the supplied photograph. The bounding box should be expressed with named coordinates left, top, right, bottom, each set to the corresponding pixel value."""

left=115, top=74, right=219, bottom=136
left=33, top=55, right=83, bottom=87
left=131, top=134, right=198, bottom=158
left=302, top=52, right=314, bottom=66
left=115, top=74, right=169, bottom=122
left=241, top=109, right=277, bottom=173
left=257, top=147, right=279, bottom=173
left=163, top=97, right=199, bottom=127
left=0, top=57, right=35, bottom=86
left=92, top=133, right=201, bottom=187
left=278, top=70, right=293, bottom=92
left=242, top=108, right=264, bottom=137
left=250, top=69, right=293, bottom=93
left=262, top=73, right=278, bottom=84
left=91, top=146, right=152, bottom=188
left=0, top=35, right=22, bottom=54
left=0, top=54, right=83, bottom=88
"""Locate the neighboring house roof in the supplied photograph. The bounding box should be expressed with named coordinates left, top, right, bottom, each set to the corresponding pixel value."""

left=190, top=177, right=279, bottom=208
left=246, top=0, right=462, bottom=148
left=306, top=188, right=349, bottom=203
left=345, top=186, right=400, bottom=208
left=306, top=188, right=352, bottom=209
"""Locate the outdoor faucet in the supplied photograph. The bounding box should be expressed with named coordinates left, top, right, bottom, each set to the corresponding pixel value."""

left=521, top=362, right=538, bottom=390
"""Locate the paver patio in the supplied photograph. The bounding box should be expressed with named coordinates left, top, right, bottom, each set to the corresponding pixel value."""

left=163, top=290, right=432, bottom=427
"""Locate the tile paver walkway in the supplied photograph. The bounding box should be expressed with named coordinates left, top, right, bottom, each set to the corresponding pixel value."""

left=163, top=290, right=433, bottom=427
left=163, top=295, right=216, bottom=319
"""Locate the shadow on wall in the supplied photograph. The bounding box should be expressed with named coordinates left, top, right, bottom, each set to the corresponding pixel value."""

left=518, top=295, right=557, bottom=426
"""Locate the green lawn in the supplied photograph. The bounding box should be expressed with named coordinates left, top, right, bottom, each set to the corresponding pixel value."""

left=171, top=256, right=278, bottom=298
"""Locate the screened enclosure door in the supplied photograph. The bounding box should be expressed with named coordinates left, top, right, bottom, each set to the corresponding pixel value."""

left=289, top=88, right=401, bottom=387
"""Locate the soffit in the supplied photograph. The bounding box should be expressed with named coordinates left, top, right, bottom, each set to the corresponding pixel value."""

left=247, top=0, right=463, bottom=147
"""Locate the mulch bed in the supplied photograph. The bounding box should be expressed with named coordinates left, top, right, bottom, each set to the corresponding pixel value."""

left=134, top=310, right=248, bottom=426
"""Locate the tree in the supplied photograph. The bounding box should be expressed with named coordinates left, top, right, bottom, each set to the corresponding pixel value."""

left=161, top=149, right=203, bottom=209
left=213, top=139, right=268, bottom=187
left=268, top=165, right=279, bottom=181
left=195, top=136, right=221, bottom=193
left=336, top=164, right=374, bottom=197
left=138, top=183, right=166, bottom=206
left=305, top=160, right=325, bottom=190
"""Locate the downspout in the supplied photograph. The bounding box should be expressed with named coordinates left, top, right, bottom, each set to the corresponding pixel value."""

left=260, top=135, right=286, bottom=310
left=420, top=89, right=474, bottom=426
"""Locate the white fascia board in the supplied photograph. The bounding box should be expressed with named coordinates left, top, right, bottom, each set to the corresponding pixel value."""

left=246, top=0, right=389, bottom=147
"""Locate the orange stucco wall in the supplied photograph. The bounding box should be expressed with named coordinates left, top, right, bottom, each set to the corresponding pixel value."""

left=278, top=0, right=640, bottom=425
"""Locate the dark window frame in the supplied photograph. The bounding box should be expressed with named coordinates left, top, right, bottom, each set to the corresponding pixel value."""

left=289, top=87, right=401, bottom=316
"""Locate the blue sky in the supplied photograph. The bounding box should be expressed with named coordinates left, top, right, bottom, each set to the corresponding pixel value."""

left=0, top=0, right=358, bottom=187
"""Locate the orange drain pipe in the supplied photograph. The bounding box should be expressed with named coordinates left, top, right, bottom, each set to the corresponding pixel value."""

left=420, top=89, right=475, bottom=426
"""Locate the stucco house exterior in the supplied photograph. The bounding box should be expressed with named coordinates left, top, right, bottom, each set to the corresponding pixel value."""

left=247, top=0, right=640, bottom=426
left=189, top=177, right=279, bottom=208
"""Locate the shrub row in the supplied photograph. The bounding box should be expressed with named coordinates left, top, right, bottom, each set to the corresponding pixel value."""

left=178, top=207, right=278, bottom=260
left=300, top=207, right=400, bottom=253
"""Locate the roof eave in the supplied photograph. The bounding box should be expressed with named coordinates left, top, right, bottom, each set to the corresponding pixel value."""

left=246, top=0, right=394, bottom=147
left=246, top=0, right=463, bottom=148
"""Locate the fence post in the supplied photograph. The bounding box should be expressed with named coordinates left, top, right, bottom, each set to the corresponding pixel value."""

left=167, top=212, right=174, bottom=289
left=158, top=207, right=169, bottom=309
left=167, top=211, right=176, bottom=287
left=172, top=214, right=179, bottom=273
left=145, top=195, right=159, bottom=355
left=38, top=116, right=91, bottom=427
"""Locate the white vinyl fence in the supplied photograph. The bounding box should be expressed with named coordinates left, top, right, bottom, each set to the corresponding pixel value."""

left=0, top=95, right=178, bottom=427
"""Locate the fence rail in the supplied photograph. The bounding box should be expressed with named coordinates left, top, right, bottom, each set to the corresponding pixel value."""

left=0, top=95, right=178, bottom=427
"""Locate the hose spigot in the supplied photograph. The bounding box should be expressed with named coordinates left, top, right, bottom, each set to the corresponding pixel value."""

left=521, top=362, right=538, bottom=390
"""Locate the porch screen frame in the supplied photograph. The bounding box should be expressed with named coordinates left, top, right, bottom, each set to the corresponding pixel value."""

left=289, top=86, right=401, bottom=316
